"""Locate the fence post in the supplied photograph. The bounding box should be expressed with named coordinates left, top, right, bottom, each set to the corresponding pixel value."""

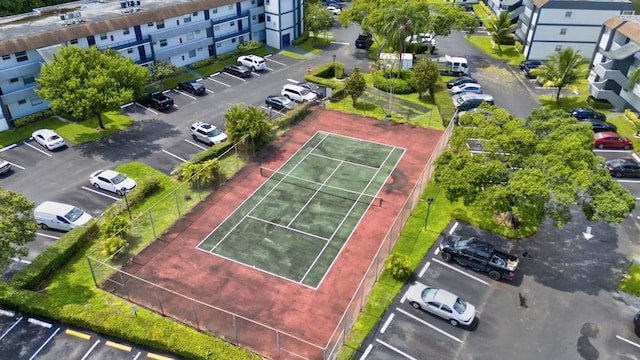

left=149, top=210, right=156, bottom=239
left=86, top=256, right=99, bottom=287
left=153, top=285, right=164, bottom=315
left=191, top=299, right=200, bottom=330
left=174, top=190, right=181, bottom=218
left=119, top=271, right=130, bottom=299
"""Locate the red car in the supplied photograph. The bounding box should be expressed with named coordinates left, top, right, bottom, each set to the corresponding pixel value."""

left=594, top=132, right=633, bottom=149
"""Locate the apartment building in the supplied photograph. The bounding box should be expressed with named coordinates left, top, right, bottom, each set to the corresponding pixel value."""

left=484, top=0, right=634, bottom=61
left=588, top=15, right=640, bottom=112
left=0, top=0, right=304, bottom=130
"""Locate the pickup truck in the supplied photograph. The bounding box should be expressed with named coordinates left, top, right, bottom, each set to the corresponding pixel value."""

left=432, top=55, right=469, bottom=76
left=137, top=91, right=174, bottom=111
left=439, top=235, right=519, bottom=280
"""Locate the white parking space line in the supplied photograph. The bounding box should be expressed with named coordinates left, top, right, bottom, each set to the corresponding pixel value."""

left=449, top=222, right=459, bottom=234
left=81, top=186, right=120, bottom=200
left=221, top=72, right=247, bottom=82
left=81, top=339, right=101, bottom=360
left=615, top=179, right=640, bottom=183
left=206, top=88, right=215, bottom=94
left=265, top=57, right=286, bottom=66
left=29, top=327, right=60, bottom=360
left=0, top=316, right=22, bottom=341
left=132, top=351, right=141, bottom=360
left=251, top=71, right=261, bottom=77
left=396, top=307, right=462, bottom=343
left=185, top=139, right=208, bottom=150
left=8, top=161, right=25, bottom=170
left=23, top=141, right=52, bottom=157
left=135, top=103, right=158, bottom=115
left=617, top=335, right=640, bottom=348
left=331, top=41, right=350, bottom=45
left=374, top=339, right=419, bottom=360
left=207, top=73, right=232, bottom=87
left=358, top=344, right=373, bottom=360
left=0, top=143, right=17, bottom=153
left=28, top=318, right=52, bottom=328
left=379, top=313, right=394, bottom=334
left=431, top=258, right=490, bottom=285
left=418, top=261, right=431, bottom=278
left=162, top=149, right=188, bottom=162
left=11, top=257, right=32, bottom=264
left=36, top=232, right=61, bottom=240
left=265, top=66, right=275, bottom=71
left=287, top=78, right=299, bottom=84
left=0, top=309, right=15, bottom=317
left=633, top=153, right=640, bottom=162
left=174, top=89, right=197, bottom=100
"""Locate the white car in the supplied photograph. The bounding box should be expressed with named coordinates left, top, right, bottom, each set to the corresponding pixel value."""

left=32, top=129, right=66, bottom=150
left=448, top=83, right=483, bottom=95
left=190, top=122, right=228, bottom=145
left=89, top=169, right=137, bottom=195
left=237, top=55, right=266, bottom=71
left=405, top=33, right=436, bottom=46
left=326, top=5, right=341, bottom=15
left=405, top=283, right=476, bottom=326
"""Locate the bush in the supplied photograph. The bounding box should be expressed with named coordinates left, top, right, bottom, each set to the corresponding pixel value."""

left=386, top=253, right=412, bottom=280
left=292, top=31, right=309, bottom=45
left=273, top=102, right=313, bottom=130
left=13, top=109, right=54, bottom=128
left=333, top=62, right=345, bottom=79
left=102, top=176, right=162, bottom=219
left=514, top=41, right=523, bottom=53
left=586, top=96, right=614, bottom=110
left=101, top=235, right=128, bottom=257
left=625, top=109, right=640, bottom=135
left=373, top=70, right=415, bottom=94
left=190, top=57, right=216, bottom=69
left=237, top=40, right=264, bottom=54
left=101, top=215, right=130, bottom=239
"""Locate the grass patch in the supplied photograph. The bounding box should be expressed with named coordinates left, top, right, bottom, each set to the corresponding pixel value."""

left=0, top=112, right=133, bottom=148
left=537, top=78, right=592, bottom=112
left=466, top=36, right=525, bottom=66
left=620, top=263, right=640, bottom=296
left=191, top=57, right=239, bottom=77
left=280, top=50, right=308, bottom=60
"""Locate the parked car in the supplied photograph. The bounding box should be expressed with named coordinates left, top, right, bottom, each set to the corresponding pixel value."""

left=405, top=282, right=476, bottom=327
left=322, top=1, right=342, bottom=9
left=570, top=108, right=607, bottom=121
left=326, top=5, right=341, bottom=15
left=32, top=129, right=66, bottom=150
left=177, top=80, right=206, bottom=95
left=594, top=131, right=633, bottom=149
left=580, top=118, right=617, bottom=133
left=449, top=83, right=483, bottom=95
left=137, top=91, right=174, bottom=111
left=634, top=311, right=640, bottom=336
left=355, top=33, right=374, bottom=49
left=439, top=235, right=519, bottom=280
left=223, top=64, right=252, bottom=78
left=34, top=201, right=93, bottom=232
left=89, top=169, right=137, bottom=195
left=237, top=55, right=266, bottom=71
left=452, top=93, right=494, bottom=111
left=190, top=122, right=228, bottom=145
left=0, top=159, right=11, bottom=175
left=446, top=76, right=478, bottom=89
left=299, top=82, right=326, bottom=98
left=405, top=33, right=436, bottom=46
left=605, top=159, right=640, bottom=178
left=265, top=95, right=299, bottom=111
left=519, top=59, right=544, bottom=71
left=281, top=84, right=318, bottom=102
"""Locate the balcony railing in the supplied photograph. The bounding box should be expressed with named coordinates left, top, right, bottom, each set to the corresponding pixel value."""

left=592, top=60, right=629, bottom=89
left=589, top=82, right=625, bottom=110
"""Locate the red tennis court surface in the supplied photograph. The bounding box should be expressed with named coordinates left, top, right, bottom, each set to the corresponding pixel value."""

left=120, top=108, right=445, bottom=359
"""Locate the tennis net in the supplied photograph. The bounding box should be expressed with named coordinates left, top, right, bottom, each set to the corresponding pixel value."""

left=260, top=167, right=383, bottom=207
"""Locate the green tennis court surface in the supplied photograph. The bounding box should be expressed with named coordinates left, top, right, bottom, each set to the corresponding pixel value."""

left=197, top=131, right=405, bottom=288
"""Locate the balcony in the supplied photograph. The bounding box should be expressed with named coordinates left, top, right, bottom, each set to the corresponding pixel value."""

left=592, top=60, right=629, bottom=89
left=589, top=81, right=625, bottom=110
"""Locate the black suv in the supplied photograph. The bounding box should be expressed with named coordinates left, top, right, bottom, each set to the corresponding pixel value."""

left=355, top=33, right=373, bottom=49
left=570, top=108, right=606, bottom=121
left=177, top=80, right=206, bottom=95
left=580, top=118, right=617, bottom=133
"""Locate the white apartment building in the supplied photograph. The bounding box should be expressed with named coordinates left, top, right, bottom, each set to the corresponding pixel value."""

left=0, top=0, right=304, bottom=130
left=589, top=15, right=640, bottom=111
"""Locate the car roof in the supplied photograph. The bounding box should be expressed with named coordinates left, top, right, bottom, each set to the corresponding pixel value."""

left=192, top=121, right=214, bottom=129
left=98, top=169, right=120, bottom=178
left=33, top=129, right=56, bottom=135
left=595, top=131, right=619, bottom=138
left=425, top=287, right=457, bottom=306
left=607, top=158, right=634, bottom=166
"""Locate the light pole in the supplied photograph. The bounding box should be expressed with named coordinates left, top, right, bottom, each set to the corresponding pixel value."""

left=424, top=197, right=434, bottom=230
left=123, top=191, right=132, bottom=220
left=333, top=54, right=336, bottom=66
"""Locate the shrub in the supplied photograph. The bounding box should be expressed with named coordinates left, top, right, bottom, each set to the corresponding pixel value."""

left=101, top=215, right=130, bottom=239
left=101, top=235, right=128, bottom=257
left=237, top=40, right=264, bottom=54
left=625, top=109, right=640, bottom=135
left=13, top=109, right=54, bottom=128
left=386, top=253, right=412, bottom=280
left=514, top=41, right=523, bottom=53
left=373, top=70, right=415, bottom=94
left=586, top=96, right=614, bottom=110
left=190, top=57, right=216, bottom=69
left=102, top=176, right=162, bottom=219
left=292, top=31, right=309, bottom=45
left=333, top=62, right=345, bottom=79
left=273, top=102, right=312, bottom=129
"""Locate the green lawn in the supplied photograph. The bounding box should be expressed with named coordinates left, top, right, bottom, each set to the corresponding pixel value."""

left=466, top=36, right=525, bottom=66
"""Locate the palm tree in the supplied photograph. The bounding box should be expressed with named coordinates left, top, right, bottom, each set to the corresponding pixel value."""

left=380, top=2, right=428, bottom=76
left=490, top=11, right=516, bottom=53
left=532, top=48, right=589, bottom=103
left=627, top=67, right=640, bottom=91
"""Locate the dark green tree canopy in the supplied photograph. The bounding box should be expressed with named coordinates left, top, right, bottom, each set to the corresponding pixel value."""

left=224, top=104, right=274, bottom=147
left=344, top=67, right=367, bottom=106
left=409, top=58, right=439, bottom=98
left=36, top=45, right=149, bottom=129
left=530, top=47, right=589, bottom=103
left=0, top=189, right=37, bottom=271
left=435, top=106, right=635, bottom=227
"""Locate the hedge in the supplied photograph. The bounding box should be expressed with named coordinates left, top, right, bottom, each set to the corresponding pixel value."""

left=304, top=62, right=346, bottom=101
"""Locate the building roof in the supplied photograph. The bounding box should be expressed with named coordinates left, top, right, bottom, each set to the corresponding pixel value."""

left=533, top=0, right=634, bottom=9
left=605, top=15, right=640, bottom=45
left=0, top=0, right=234, bottom=56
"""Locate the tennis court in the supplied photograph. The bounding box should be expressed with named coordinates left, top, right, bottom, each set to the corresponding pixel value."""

left=196, top=131, right=405, bottom=288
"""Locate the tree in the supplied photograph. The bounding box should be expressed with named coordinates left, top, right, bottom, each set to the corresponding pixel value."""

left=531, top=48, right=589, bottom=103
left=429, top=5, right=479, bottom=44
left=627, top=67, right=640, bottom=91
left=306, top=3, right=333, bottom=42
left=224, top=104, right=274, bottom=147
left=489, top=11, right=516, bottom=52
left=149, top=60, right=177, bottom=87
left=36, top=46, right=148, bottom=130
left=344, top=67, right=366, bottom=106
left=380, top=2, right=429, bottom=73
left=409, top=59, right=439, bottom=98
left=0, top=190, right=37, bottom=271
left=435, top=107, right=635, bottom=228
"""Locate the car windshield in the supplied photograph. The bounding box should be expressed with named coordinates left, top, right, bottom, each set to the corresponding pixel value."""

left=48, top=135, right=61, bottom=141
left=111, top=173, right=127, bottom=185
left=454, top=238, right=471, bottom=250
left=65, top=207, right=84, bottom=222
left=421, top=287, right=437, bottom=301
left=300, top=88, right=311, bottom=95
left=453, top=298, right=467, bottom=314
left=207, top=128, right=222, bottom=137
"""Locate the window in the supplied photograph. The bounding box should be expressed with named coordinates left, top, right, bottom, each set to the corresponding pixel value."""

left=30, top=96, right=43, bottom=106
left=157, top=20, right=165, bottom=29
left=216, top=43, right=221, bottom=48
left=189, top=50, right=196, bottom=58
left=160, top=39, right=168, bottom=47
left=266, top=0, right=270, bottom=5
left=23, top=76, right=35, bottom=84
left=622, top=10, right=634, bottom=15
left=252, top=15, right=256, bottom=21
left=193, top=11, right=198, bottom=16
left=195, top=29, right=201, bottom=34
left=187, top=33, right=194, bottom=40
left=148, top=22, right=154, bottom=27
left=15, top=51, right=28, bottom=62
left=197, top=47, right=203, bottom=52
left=184, top=16, right=191, bottom=23
left=266, top=15, right=271, bottom=22
left=251, top=0, right=255, bottom=4
left=214, top=25, right=220, bottom=31
left=18, top=99, right=26, bottom=105
left=565, top=11, right=572, bottom=18
left=560, top=28, right=567, bottom=35
left=555, top=45, right=562, bottom=52
left=70, top=39, right=78, bottom=44
left=9, top=78, right=18, bottom=83
left=212, top=8, right=218, bottom=14
left=230, top=21, right=235, bottom=26
left=258, top=14, right=265, bottom=23
left=2, top=55, right=10, bottom=60
left=100, top=33, right=107, bottom=40
left=123, top=28, right=130, bottom=35
left=127, top=48, right=134, bottom=54
left=232, top=38, right=236, bottom=43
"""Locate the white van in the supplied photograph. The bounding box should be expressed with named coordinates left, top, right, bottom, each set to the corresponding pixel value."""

left=281, top=84, right=318, bottom=102
left=34, top=201, right=93, bottom=232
